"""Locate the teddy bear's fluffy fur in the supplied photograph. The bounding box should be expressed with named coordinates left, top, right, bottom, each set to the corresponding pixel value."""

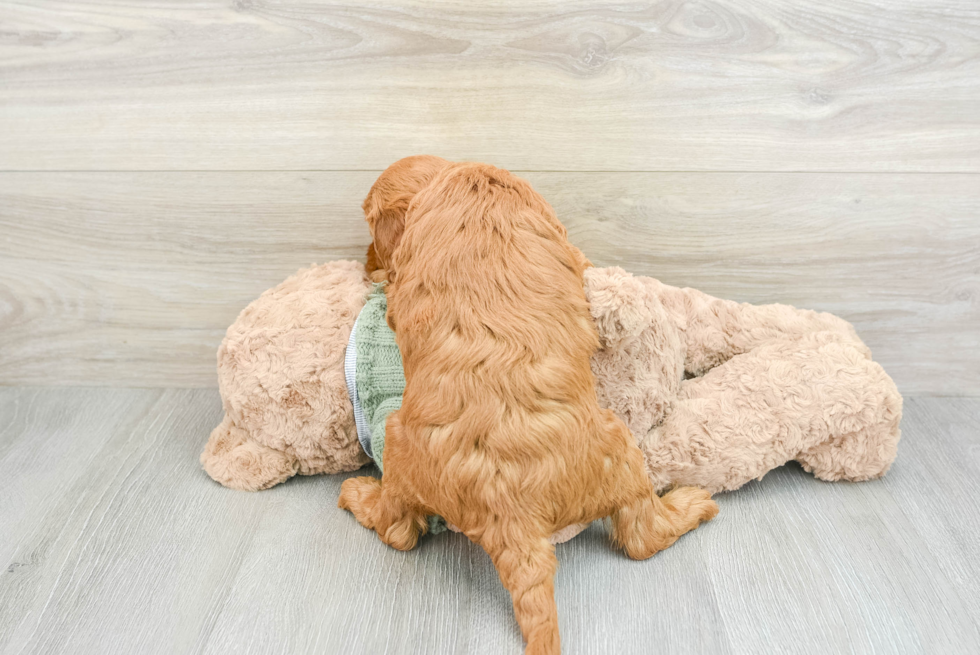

left=202, top=260, right=901, bottom=496
left=587, top=266, right=901, bottom=493
left=201, top=260, right=371, bottom=491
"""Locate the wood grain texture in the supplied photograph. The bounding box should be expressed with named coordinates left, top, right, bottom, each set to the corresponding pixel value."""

left=0, top=0, right=978, bottom=171
left=2, top=171, right=977, bottom=393
left=0, top=389, right=978, bottom=654
left=0, top=171, right=374, bottom=387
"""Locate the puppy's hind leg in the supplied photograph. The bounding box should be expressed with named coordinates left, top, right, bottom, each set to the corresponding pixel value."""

left=601, top=411, right=718, bottom=559
left=338, top=476, right=428, bottom=551
left=483, top=534, right=561, bottom=655
left=338, top=413, right=428, bottom=551
left=611, top=484, right=718, bottom=560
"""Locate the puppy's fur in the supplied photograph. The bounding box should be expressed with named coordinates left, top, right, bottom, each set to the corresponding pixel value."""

left=340, top=162, right=717, bottom=655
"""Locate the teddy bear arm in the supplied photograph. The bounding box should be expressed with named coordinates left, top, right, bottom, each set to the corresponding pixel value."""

left=654, top=283, right=863, bottom=377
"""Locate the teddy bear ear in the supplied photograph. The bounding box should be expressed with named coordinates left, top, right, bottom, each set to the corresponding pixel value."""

left=584, top=266, right=655, bottom=348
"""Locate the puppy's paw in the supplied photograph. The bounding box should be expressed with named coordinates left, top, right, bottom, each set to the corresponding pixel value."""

left=612, top=486, right=718, bottom=560
left=662, top=486, right=719, bottom=527
left=339, top=476, right=426, bottom=551
left=338, top=476, right=383, bottom=530
left=379, top=513, right=427, bottom=552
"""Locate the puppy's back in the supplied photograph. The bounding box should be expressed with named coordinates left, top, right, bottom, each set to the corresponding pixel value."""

left=387, top=163, right=603, bottom=497
left=389, top=163, right=595, bottom=370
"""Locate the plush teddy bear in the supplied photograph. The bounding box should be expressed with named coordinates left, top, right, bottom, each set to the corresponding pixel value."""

left=201, top=258, right=902, bottom=513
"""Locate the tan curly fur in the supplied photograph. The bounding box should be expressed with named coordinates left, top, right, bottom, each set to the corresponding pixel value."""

left=585, top=266, right=901, bottom=493
left=200, top=260, right=372, bottom=491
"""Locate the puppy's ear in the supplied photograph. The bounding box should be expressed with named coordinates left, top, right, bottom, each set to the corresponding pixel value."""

left=363, top=155, right=452, bottom=274
left=373, top=204, right=406, bottom=263
left=365, top=193, right=411, bottom=273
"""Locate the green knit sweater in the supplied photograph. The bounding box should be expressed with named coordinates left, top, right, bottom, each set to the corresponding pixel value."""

left=355, top=284, right=446, bottom=534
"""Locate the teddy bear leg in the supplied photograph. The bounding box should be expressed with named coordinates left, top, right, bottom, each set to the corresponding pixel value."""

left=638, top=399, right=767, bottom=496
left=795, top=353, right=903, bottom=482
left=639, top=335, right=903, bottom=495
left=797, top=417, right=901, bottom=483
left=200, top=416, right=300, bottom=491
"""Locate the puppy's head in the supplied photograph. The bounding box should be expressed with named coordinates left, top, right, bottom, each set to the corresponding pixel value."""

left=363, top=155, right=451, bottom=281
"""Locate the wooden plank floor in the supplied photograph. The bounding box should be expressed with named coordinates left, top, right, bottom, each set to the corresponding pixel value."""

left=1, top=388, right=977, bottom=654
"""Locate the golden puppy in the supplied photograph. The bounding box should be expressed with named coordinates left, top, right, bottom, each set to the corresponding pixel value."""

left=340, top=162, right=717, bottom=655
